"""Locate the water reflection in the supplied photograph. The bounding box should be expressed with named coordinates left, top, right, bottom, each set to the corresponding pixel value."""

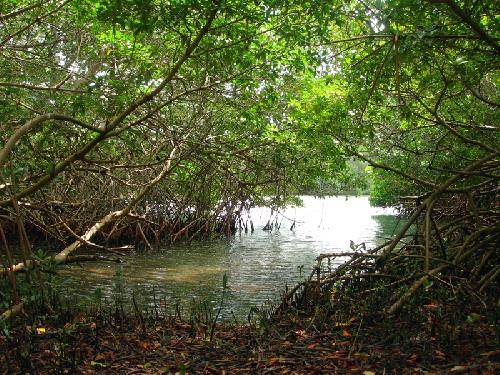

left=59, top=196, right=405, bottom=319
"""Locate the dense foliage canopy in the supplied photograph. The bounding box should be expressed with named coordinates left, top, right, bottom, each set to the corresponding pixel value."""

left=0, top=1, right=352, bottom=241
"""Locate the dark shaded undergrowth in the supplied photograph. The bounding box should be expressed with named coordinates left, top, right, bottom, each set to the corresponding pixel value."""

left=0, top=285, right=498, bottom=374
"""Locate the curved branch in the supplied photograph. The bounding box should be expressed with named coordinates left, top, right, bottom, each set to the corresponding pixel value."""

left=429, top=0, right=500, bottom=53
left=105, top=5, right=219, bottom=130
left=0, top=113, right=101, bottom=169
left=383, top=151, right=499, bottom=255
left=0, top=82, right=87, bottom=93
left=0, top=6, right=219, bottom=207
left=0, top=2, right=44, bottom=22
left=0, top=147, right=178, bottom=276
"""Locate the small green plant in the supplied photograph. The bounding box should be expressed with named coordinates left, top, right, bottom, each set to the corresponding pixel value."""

left=0, top=318, right=12, bottom=339
left=90, top=287, right=103, bottom=311
left=297, top=265, right=304, bottom=279
left=209, top=273, right=229, bottom=341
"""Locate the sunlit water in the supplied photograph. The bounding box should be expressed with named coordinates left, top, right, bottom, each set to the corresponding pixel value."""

left=57, top=196, right=405, bottom=319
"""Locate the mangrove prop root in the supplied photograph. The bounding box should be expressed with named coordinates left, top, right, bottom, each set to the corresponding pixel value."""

left=278, top=160, right=499, bottom=317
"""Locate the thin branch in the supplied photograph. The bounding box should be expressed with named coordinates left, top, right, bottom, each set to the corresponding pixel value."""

left=429, top=0, right=499, bottom=52
left=0, top=82, right=87, bottom=93
left=0, top=113, right=102, bottom=170
left=0, top=2, right=44, bottom=22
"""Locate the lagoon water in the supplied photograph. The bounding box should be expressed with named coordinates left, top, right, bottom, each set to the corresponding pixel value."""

left=60, top=196, right=405, bottom=319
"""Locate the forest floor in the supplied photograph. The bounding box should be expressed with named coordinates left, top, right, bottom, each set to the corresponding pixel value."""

left=1, top=303, right=498, bottom=374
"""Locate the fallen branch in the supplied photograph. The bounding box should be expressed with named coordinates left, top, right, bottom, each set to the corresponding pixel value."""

left=60, top=221, right=131, bottom=255
left=0, top=302, right=23, bottom=320
left=0, top=147, right=178, bottom=276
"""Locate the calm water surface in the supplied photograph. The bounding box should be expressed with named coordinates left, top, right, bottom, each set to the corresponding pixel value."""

left=60, top=196, right=405, bottom=319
